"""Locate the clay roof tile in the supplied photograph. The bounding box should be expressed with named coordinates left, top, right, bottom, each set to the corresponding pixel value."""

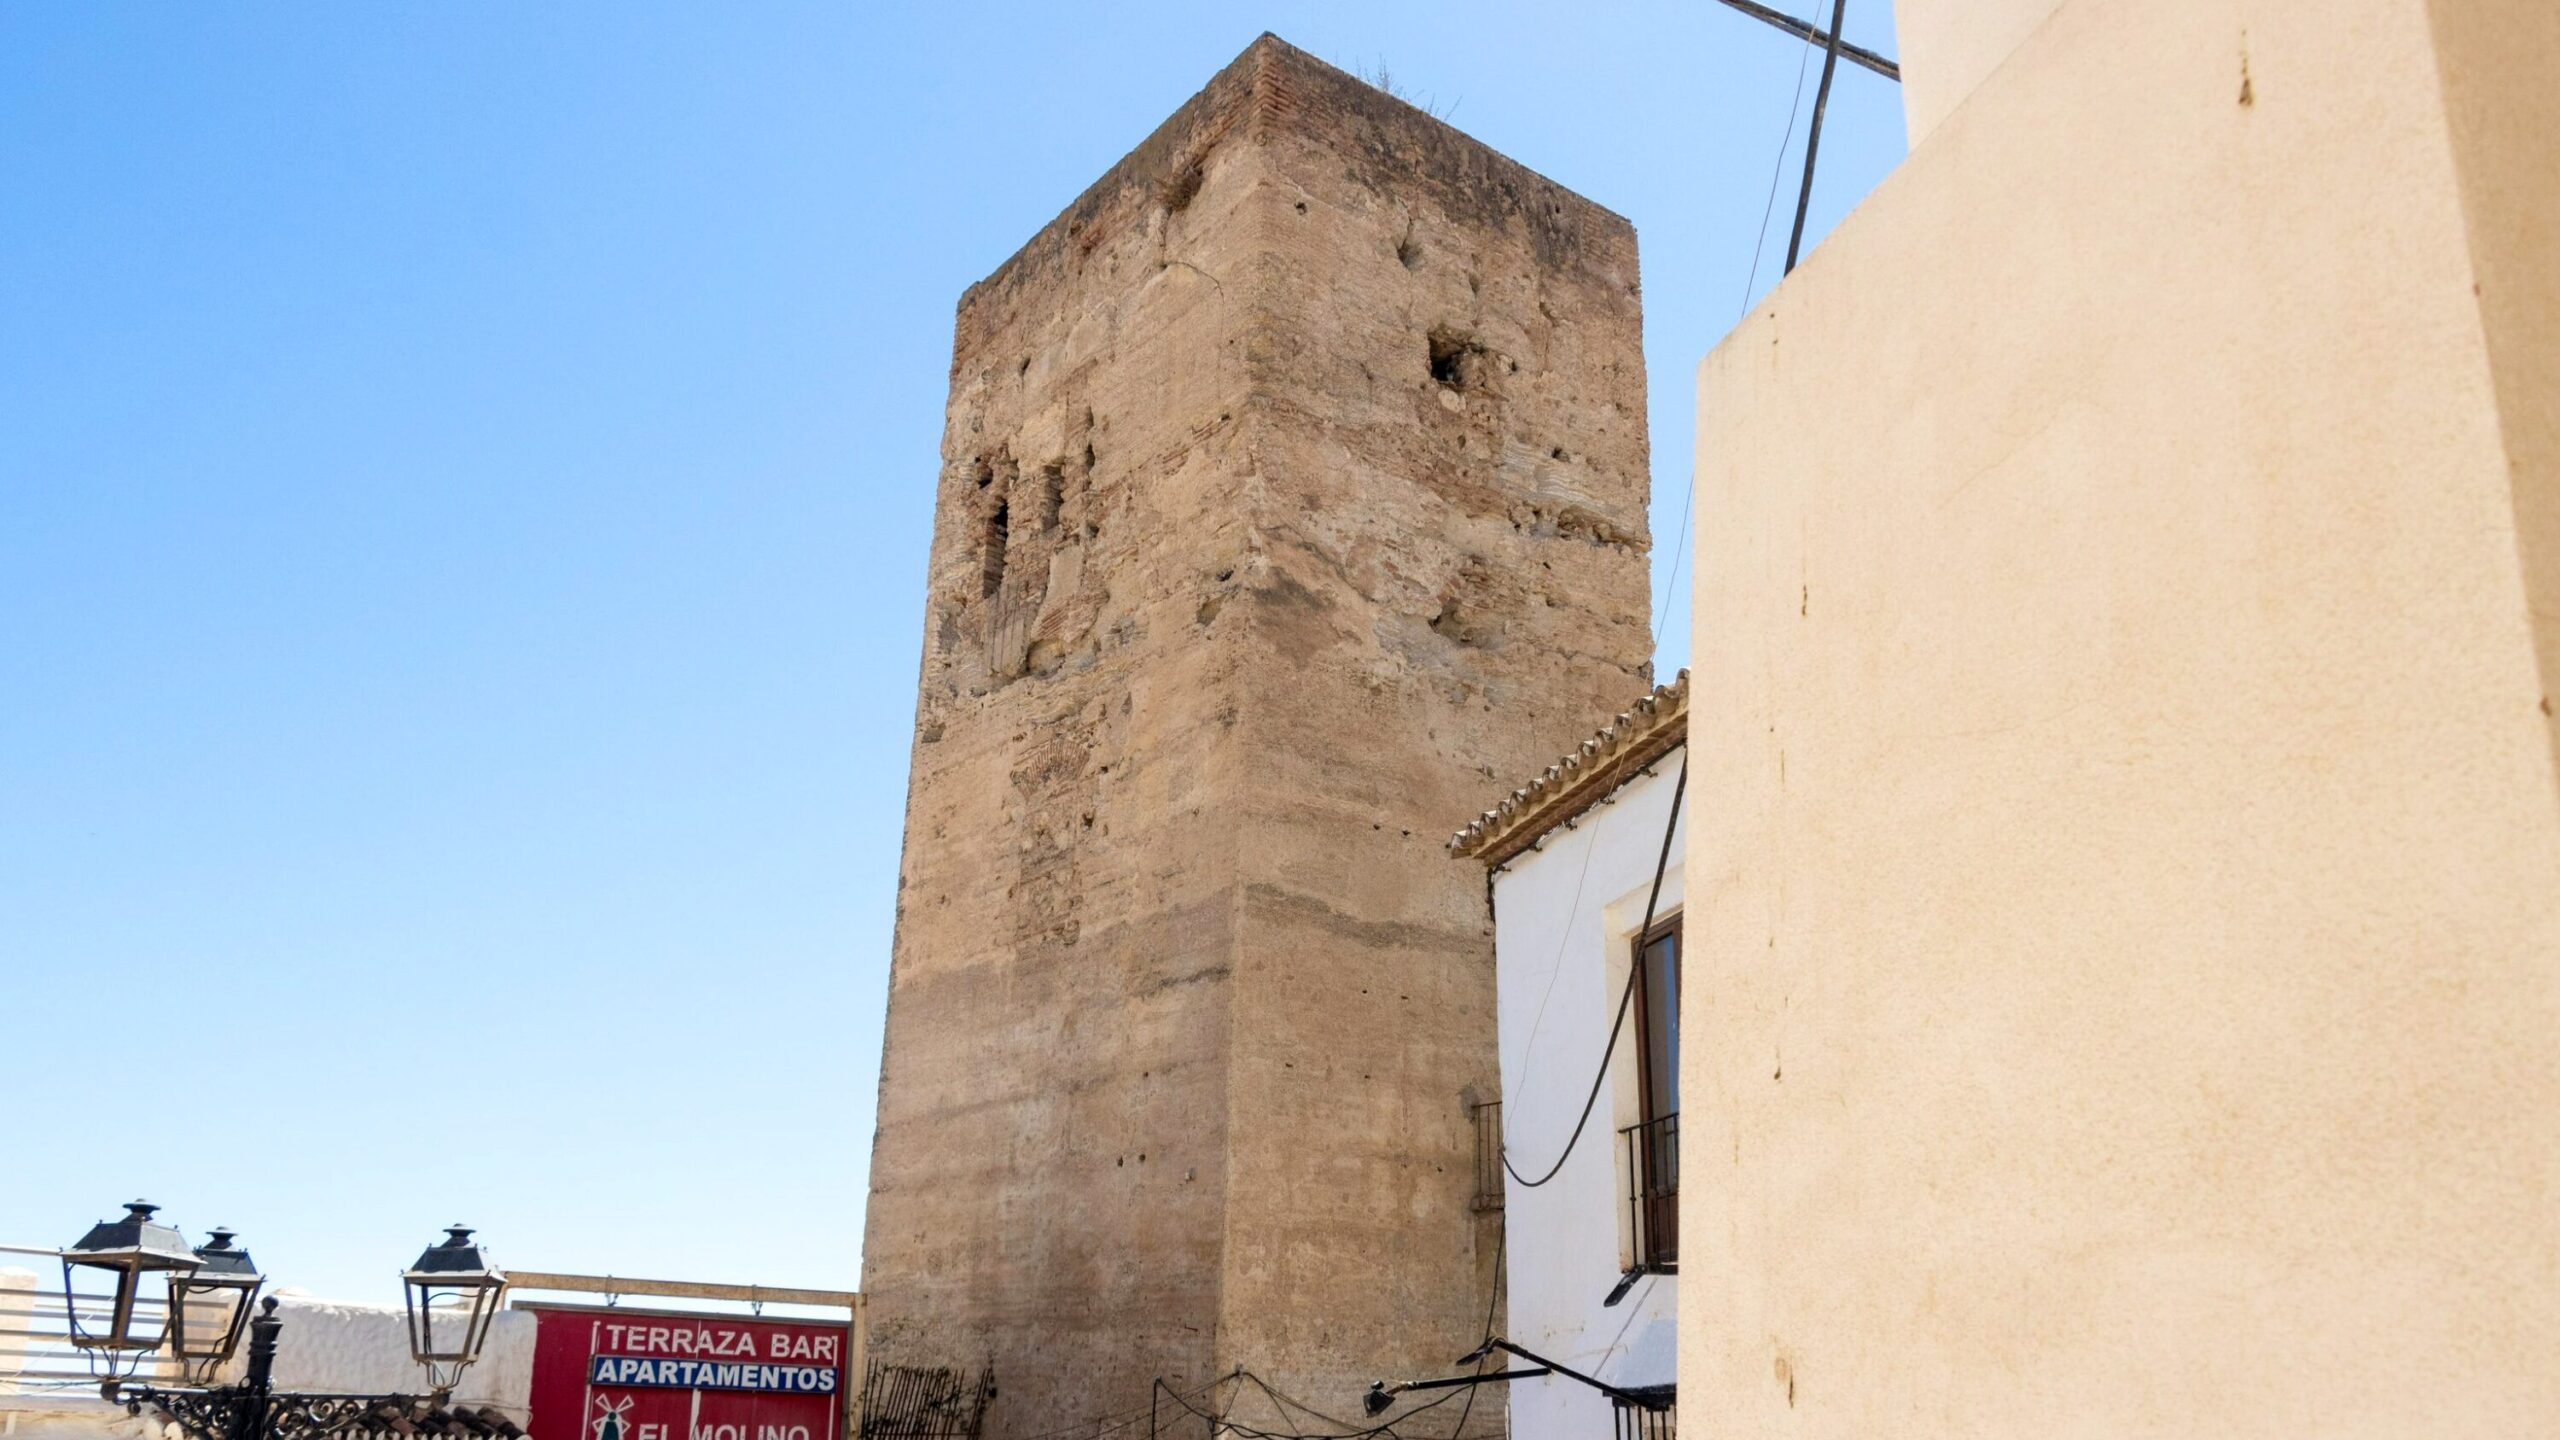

left=1446, top=670, right=1688, bottom=866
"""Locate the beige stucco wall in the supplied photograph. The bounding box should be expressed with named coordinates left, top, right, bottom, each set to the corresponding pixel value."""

left=1892, top=0, right=2063, bottom=145
left=1685, top=0, right=2560, bottom=1433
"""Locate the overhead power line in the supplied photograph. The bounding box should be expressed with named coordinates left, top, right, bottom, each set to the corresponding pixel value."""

left=1782, top=0, right=1854, bottom=274
left=1705, top=0, right=1897, bottom=277
left=1707, top=0, right=1901, bottom=81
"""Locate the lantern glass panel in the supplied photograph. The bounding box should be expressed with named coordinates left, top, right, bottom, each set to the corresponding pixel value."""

left=59, top=1257, right=169, bottom=1358
left=406, top=1284, right=499, bottom=1360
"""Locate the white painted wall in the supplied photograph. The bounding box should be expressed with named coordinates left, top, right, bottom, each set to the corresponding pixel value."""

left=220, top=1293, right=535, bottom=1417
left=1489, top=753, right=1684, bottom=1440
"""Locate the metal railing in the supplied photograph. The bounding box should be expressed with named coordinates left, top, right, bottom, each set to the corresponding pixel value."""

left=1469, top=1101, right=1504, bottom=1212
left=1, top=1242, right=184, bottom=1398
left=1611, top=1388, right=1676, bottom=1440
left=1619, top=1113, right=1678, bottom=1273
left=856, top=1363, right=994, bottom=1440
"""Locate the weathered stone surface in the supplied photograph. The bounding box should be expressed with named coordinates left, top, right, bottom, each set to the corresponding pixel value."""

left=862, top=34, right=1651, bottom=1434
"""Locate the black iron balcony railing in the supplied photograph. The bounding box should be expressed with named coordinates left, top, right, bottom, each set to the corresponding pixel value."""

left=1620, top=1112, right=1678, bottom=1272
left=1470, top=1100, right=1504, bottom=1212
left=1611, top=1386, right=1677, bottom=1440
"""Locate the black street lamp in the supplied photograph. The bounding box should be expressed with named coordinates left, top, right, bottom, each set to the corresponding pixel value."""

left=169, top=1228, right=265, bottom=1384
left=402, top=1226, right=509, bottom=1393
left=62, top=1201, right=200, bottom=1375
left=61, top=1202, right=523, bottom=1440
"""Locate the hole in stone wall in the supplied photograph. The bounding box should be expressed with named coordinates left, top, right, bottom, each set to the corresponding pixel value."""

left=1038, top=464, right=1065, bottom=531
left=1428, top=328, right=1482, bottom=390
left=1079, top=443, right=1100, bottom=538
left=1161, top=159, right=1203, bottom=212
left=981, top=501, right=1009, bottom=598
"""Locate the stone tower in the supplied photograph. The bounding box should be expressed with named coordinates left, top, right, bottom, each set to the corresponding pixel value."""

left=863, top=35, right=1651, bottom=1434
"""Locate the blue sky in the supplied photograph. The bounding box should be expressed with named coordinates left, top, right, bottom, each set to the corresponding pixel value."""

left=0, top=3, right=1903, bottom=1302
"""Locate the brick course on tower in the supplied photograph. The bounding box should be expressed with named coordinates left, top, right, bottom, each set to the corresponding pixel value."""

left=862, top=34, right=1652, bottom=1434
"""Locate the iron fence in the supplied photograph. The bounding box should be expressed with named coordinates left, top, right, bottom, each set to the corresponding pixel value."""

left=1611, top=1387, right=1676, bottom=1440
left=857, top=1363, right=994, bottom=1440
left=1619, top=1113, right=1678, bottom=1272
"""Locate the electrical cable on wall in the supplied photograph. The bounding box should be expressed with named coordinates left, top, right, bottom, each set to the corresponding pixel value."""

left=1502, top=758, right=1686, bottom=1189
left=1158, top=1232, right=1506, bottom=1440
left=1432, top=1226, right=1506, bottom=1440
left=1499, top=0, right=1871, bottom=1204
left=996, top=1372, right=1235, bottom=1440
left=1158, top=1375, right=1473, bottom=1440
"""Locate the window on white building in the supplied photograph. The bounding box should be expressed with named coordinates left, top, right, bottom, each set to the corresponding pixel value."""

left=1626, top=915, right=1680, bottom=1272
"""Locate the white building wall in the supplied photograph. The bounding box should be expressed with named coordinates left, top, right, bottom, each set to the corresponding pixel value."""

left=1489, top=753, right=1684, bottom=1440
left=220, top=1293, right=535, bottom=1415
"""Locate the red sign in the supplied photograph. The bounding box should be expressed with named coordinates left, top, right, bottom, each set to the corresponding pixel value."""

left=528, top=1306, right=850, bottom=1440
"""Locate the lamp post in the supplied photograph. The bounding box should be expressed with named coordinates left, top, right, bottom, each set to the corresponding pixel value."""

left=1360, top=1337, right=1671, bottom=1420
left=59, top=1204, right=519, bottom=1440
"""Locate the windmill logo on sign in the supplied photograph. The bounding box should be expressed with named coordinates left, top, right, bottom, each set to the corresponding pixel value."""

left=590, top=1393, right=639, bottom=1440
